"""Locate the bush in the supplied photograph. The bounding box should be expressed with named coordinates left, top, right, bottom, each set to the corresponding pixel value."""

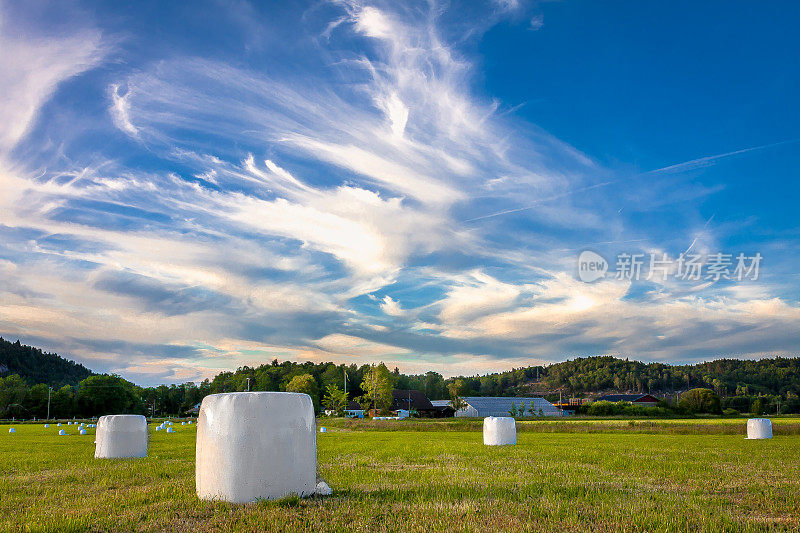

left=722, top=408, right=739, bottom=417
left=678, top=388, right=722, bottom=414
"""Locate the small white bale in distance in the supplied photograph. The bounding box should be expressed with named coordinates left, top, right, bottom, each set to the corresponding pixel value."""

left=196, top=392, right=317, bottom=504
left=44, top=424, right=49, bottom=428
left=181, top=422, right=186, bottom=426
left=319, top=427, right=327, bottom=433
left=315, top=481, right=332, bottom=496
left=57, top=423, right=61, bottom=427
left=483, top=416, right=517, bottom=446
left=155, top=426, right=162, bottom=432
left=166, top=427, right=175, bottom=434
left=747, top=418, right=773, bottom=439
left=8, top=428, right=15, bottom=433
left=59, top=429, right=66, bottom=436
left=95, top=415, right=147, bottom=459
left=79, top=429, right=87, bottom=435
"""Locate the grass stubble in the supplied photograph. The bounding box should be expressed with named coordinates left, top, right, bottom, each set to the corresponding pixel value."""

left=1, top=418, right=798, bottom=532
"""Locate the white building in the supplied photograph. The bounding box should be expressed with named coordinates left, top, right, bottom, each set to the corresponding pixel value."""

left=455, top=397, right=563, bottom=418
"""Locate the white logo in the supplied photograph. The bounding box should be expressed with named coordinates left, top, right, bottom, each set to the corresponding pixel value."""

left=578, top=250, right=607, bottom=282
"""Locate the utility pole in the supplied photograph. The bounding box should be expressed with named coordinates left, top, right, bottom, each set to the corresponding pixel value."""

left=344, top=367, right=347, bottom=396
left=47, top=387, right=52, bottom=420
left=246, top=378, right=251, bottom=392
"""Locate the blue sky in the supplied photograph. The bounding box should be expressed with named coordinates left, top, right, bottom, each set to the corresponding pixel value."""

left=1, top=0, right=799, bottom=385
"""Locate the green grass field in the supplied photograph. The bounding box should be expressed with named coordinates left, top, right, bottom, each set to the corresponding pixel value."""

left=2, top=419, right=799, bottom=532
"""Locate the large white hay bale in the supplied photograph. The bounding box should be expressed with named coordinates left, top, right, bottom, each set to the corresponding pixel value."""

left=483, top=416, right=517, bottom=446
left=746, top=418, right=773, bottom=439
left=95, top=415, right=147, bottom=459
left=9, top=428, right=16, bottom=433
left=196, top=392, right=317, bottom=503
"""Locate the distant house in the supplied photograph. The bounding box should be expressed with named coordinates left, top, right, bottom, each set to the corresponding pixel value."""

left=391, top=390, right=441, bottom=417
left=455, top=397, right=562, bottom=418
left=430, top=399, right=456, bottom=418
left=595, top=394, right=660, bottom=407
left=344, top=400, right=365, bottom=419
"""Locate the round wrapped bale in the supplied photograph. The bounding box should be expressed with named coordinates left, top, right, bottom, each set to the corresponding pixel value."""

left=746, top=418, right=773, bottom=439
left=166, top=427, right=175, bottom=434
left=319, top=427, right=327, bottom=433
left=59, top=429, right=66, bottom=435
left=95, top=415, right=147, bottom=459
left=483, top=416, right=516, bottom=446
left=44, top=424, right=49, bottom=428
left=8, top=428, right=16, bottom=433
left=196, top=392, right=317, bottom=503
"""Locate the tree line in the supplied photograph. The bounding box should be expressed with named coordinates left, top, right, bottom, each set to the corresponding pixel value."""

left=1, top=337, right=799, bottom=418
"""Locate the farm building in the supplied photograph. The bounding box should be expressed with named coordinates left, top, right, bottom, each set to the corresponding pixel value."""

left=391, top=390, right=447, bottom=417
left=595, top=394, right=660, bottom=407
left=344, top=400, right=365, bottom=418
left=429, top=400, right=456, bottom=418
left=455, top=397, right=562, bottom=418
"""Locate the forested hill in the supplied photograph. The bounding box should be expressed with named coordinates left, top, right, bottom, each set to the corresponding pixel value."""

left=0, top=337, right=93, bottom=387
left=538, top=356, right=800, bottom=396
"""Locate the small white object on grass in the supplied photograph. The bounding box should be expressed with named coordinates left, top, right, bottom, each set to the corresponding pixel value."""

left=95, top=415, right=148, bottom=459
left=9, top=428, right=15, bottom=433
left=196, top=392, right=317, bottom=503
left=79, top=429, right=87, bottom=435
left=166, top=427, right=175, bottom=433
left=315, top=481, right=332, bottom=496
left=483, top=416, right=517, bottom=446
left=59, top=429, right=66, bottom=436
left=57, top=423, right=61, bottom=427
left=44, top=424, right=49, bottom=428
left=155, top=426, right=162, bottom=431
left=746, top=418, right=773, bottom=439
left=319, top=427, right=327, bottom=433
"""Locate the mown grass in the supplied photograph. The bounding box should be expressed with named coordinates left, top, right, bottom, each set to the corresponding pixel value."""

left=1, top=419, right=799, bottom=532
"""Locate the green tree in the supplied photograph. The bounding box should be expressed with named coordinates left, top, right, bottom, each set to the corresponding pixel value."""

left=77, top=375, right=143, bottom=416
left=447, top=379, right=467, bottom=412
left=751, top=397, right=764, bottom=416
left=322, top=384, right=348, bottom=415
left=286, top=373, right=320, bottom=411
left=509, top=402, right=518, bottom=417
left=0, top=374, right=28, bottom=417
left=361, top=363, right=395, bottom=413
left=679, top=388, right=722, bottom=414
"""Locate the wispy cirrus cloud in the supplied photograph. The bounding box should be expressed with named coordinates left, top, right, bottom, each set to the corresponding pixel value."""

left=0, top=0, right=798, bottom=385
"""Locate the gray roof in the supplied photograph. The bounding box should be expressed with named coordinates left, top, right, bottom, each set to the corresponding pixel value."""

left=430, top=400, right=451, bottom=407
left=460, top=396, right=560, bottom=417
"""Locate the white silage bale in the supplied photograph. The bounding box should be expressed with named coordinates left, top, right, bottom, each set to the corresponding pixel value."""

left=9, top=428, right=15, bottom=433
left=181, top=422, right=186, bottom=426
left=44, top=424, right=49, bottom=428
left=79, top=429, right=87, bottom=435
left=319, top=427, right=327, bottom=433
left=483, top=416, right=517, bottom=446
left=59, top=429, right=66, bottom=436
left=57, top=423, right=61, bottom=427
left=196, top=392, right=317, bottom=503
left=166, top=427, right=175, bottom=433
left=155, top=425, right=162, bottom=431
left=95, top=415, right=148, bottom=459
left=746, top=418, right=773, bottom=439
